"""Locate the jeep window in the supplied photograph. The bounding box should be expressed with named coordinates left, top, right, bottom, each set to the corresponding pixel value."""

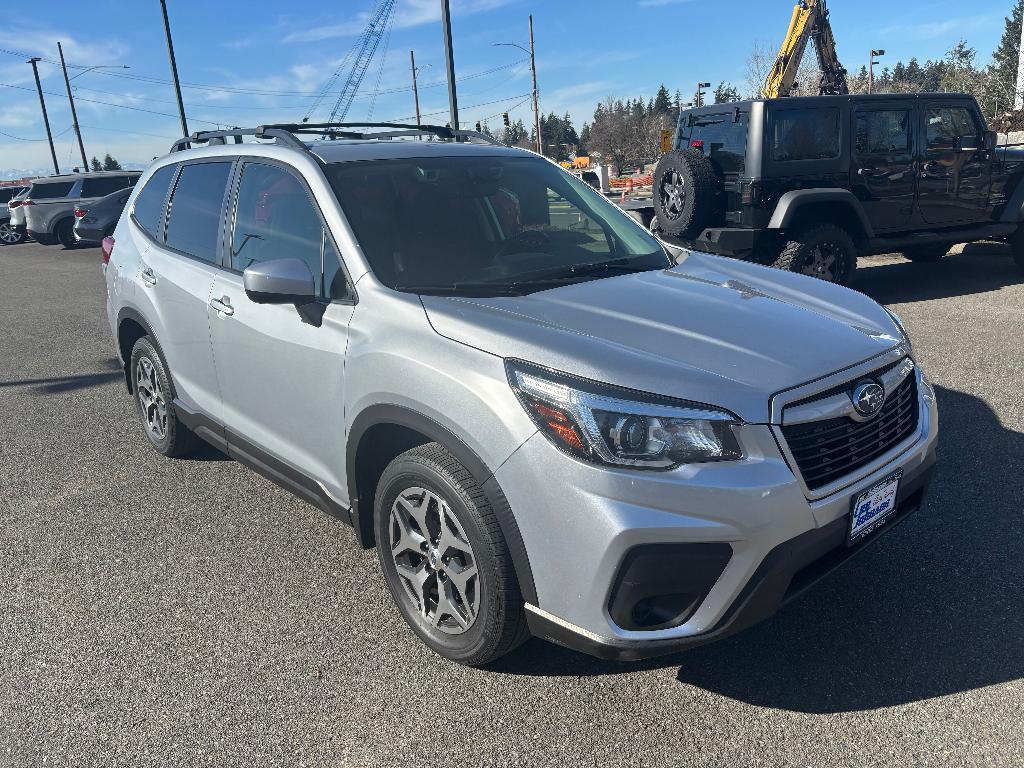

left=231, top=162, right=347, bottom=299
left=327, top=156, right=669, bottom=296
left=855, top=110, right=911, bottom=154
left=26, top=181, right=75, bottom=199
left=925, top=106, right=979, bottom=149
left=165, top=161, right=232, bottom=262
left=681, top=112, right=748, bottom=174
left=770, top=108, right=840, bottom=162
left=132, top=165, right=177, bottom=239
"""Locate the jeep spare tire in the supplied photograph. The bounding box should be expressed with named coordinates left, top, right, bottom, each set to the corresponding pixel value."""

left=653, top=149, right=719, bottom=239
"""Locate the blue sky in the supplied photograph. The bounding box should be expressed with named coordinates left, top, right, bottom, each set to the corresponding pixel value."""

left=0, top=0, right=1014, bottom=174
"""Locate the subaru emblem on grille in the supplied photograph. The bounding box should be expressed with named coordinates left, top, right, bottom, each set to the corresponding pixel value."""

left=851, top=381, right=885, bottom=418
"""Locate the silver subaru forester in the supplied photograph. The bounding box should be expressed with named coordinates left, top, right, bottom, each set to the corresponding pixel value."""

left=104, top=124, right=937, bottom=665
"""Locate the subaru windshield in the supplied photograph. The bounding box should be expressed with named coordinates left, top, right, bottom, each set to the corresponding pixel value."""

left=327, top=155, right=671, bottom=296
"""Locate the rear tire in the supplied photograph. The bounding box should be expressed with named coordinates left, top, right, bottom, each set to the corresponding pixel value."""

left=374, top=443, right=527, bottom=666
left=653, top=149, right=719, bottom=238
left=902, top=244, right=948, bottom=262
left=129, top=337, right=200, bottom=458
left=55, top=219, right=76, bottom=250
left=1010, top=227, right=1024, bottom=272
left=773, top=223, right=857, bottom=285
left=0, top=220, right=24, bottom=245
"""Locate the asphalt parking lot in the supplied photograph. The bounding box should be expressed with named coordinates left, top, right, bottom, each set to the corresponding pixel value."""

left=1, top=240, right=1022, bottom=767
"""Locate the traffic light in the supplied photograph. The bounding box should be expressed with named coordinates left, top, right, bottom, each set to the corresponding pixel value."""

left=475, top=121, right=482, bottom=132
left=502, top=113, right=510, bottom=127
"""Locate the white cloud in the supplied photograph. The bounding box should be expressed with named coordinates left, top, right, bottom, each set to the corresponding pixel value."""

left=284, top=0, right=515, bottom=43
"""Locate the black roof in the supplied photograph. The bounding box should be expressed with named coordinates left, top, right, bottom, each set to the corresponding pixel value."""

left=683, top=92, right=976, bottom=116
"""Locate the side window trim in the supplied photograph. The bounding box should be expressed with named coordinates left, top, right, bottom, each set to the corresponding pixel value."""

left=226, top=156, right=356, bottom=304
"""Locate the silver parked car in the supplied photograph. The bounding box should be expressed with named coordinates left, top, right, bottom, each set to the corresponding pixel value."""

left=104, top=124, right=937, bottom=665
left=1, top=185, right=28, bottom=244
left=24, top=171, right=139, bottom=248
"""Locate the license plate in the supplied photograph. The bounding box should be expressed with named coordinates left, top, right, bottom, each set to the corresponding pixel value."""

left=849, top=470, right=902, bottom=543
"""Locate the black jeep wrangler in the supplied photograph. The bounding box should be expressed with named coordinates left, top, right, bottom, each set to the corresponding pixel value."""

left=652, top=93, right=1024, bottom=284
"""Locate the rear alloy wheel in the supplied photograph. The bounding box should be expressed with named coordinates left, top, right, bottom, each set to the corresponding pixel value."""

left=129, top=337, right=200, bottom=457
left=55, top=219, right=77, bottom=249
left=374, top=443, right=527, bottom=666
left=0, top=221, right=24, bottom=245
left=773, top=223, right=858, bottom=285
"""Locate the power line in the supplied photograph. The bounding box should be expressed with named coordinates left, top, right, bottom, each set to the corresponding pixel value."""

left=384, top=92, right=530, bottom=124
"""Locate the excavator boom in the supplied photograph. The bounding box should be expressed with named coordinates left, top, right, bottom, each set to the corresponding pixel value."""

left=762, top=0, right=848, bottom=98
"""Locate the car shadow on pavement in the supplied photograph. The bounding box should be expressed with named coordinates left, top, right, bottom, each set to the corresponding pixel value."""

left=0, top=358, right=123, bottom=394
left=493, top=386, right=1024, bottom=713
left=853, top=242, right=1021, bottom=304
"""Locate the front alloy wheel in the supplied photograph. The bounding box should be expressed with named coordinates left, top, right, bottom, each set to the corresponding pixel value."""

left=389, top=486, right=480, bottom=634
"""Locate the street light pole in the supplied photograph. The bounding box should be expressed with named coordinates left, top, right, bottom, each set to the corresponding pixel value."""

left=410, top=50, right=422, bottom=124
left=57, top=42, right=88, bottom=172
left=695, top=81, right=710, bottom=107
left=27, top=58, right=59, bottom=175
left=528, top=15, right=541, bottom=155
left=159, top=0, right=189, bottom=138
left=441, top=0, right=459, bottom=131
left=869, top=49, right=885, bottom=94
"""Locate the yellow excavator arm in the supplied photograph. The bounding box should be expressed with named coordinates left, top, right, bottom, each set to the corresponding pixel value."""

left=762, top=0, right=848, bottom=99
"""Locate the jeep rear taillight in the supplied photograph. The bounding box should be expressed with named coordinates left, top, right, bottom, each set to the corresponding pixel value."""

left=101, top=236, right=115, bottom=265
left=690, top=140, right=704, bottom=150
left=741, top=181, right=762, bottom=206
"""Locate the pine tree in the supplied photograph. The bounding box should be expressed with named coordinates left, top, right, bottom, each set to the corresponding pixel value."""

left=713, top=82, right=740, bottom=103
left=90, top=156, right=102, bottom=172
left=989, top=0, right=1024, bottom=113
left=102, top=154, right=122, bottom=171
left=653, top=84, right=673, bottom=115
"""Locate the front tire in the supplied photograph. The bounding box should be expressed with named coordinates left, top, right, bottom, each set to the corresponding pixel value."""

left=374, top=443, right=527, bottom=666
left=0, top=220, right=24, bottom=245
left=55, top=219, right=77, bottom=250
left=129, top=337, right=199, bottom=457
left=773, top=223, right=857, bottom=285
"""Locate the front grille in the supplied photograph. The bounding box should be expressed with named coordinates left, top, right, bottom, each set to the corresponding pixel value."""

left=782, top=368, right=919, bottom=491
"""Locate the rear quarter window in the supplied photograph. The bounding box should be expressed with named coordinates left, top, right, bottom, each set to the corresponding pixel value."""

left=770, top=108, right=840, bottom=162
left=131, top=165, right=178, bottom=239
left=27, top=181, right=75, bottom=199
left=682, top=112, right=748, bottom=174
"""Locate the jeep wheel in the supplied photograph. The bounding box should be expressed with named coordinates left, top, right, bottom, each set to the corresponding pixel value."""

left=1010, top=227, right=1024, bottom=272
left=903, top=244, right=948, bottom=262
left=653, top=149, right=719, bottom=239
left=55, top=219, right=77, bottom=250
left=129, top=337, right=200, bottom=457
left=774, top=224, right=857, bottom=285
left=374, top=443, right=527, bottom=666
left=0, top=220, right=24, bottom=245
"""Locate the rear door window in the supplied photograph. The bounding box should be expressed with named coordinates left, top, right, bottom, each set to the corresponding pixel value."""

left=682, top=112, right=748, bottom=174
left=165, top=162, right=233, bottom=262
left=27, top=181, right=75, bottom=199
left=131, top=165, right=178, bottom=240
left=770, top=108, right=840, bottom=161
left=855, top=109, right=911, bottom=155
left=82, top=175, right=134, bottom=198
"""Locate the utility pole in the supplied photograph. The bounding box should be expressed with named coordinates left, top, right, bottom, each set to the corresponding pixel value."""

left=159, top=0, right=189, bottom=138
left=57, top=42, right=88, bottom=172
left=868, top=49, right=884, bottom=94
left=441, top=0, right=459, bottom=130
left=27, top=58, right=59, bottom=175
left=529, top=15, right=541, bottom=155
left=410, top=50, right=422, bottom=124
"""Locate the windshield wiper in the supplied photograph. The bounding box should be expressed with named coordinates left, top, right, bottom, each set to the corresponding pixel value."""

left=392, top=282, right=529, bottom=296
left=505, top=259, right=655, bottom=286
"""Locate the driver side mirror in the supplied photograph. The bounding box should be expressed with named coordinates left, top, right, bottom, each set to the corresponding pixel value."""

left=983, top=130, right=998, bottom=150
left=243, top=258, right=316, bottom=304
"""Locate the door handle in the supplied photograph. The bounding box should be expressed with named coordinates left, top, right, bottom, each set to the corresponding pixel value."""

left=140, top=267, right=157, bottom=286
left=858, top=167, right=877, bottom=175
left=210, top=297, right=234, bottom=316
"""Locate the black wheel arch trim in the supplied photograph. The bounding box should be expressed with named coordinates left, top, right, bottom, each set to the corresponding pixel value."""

left=346, top=403, right=538, bottom=605
left=767, top=188, right=874, bottom=238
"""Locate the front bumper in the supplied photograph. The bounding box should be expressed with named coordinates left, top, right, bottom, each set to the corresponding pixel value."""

left=495, top=366, right=938, bottom=660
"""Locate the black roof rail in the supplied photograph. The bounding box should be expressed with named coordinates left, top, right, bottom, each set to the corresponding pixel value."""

left=169, top=122, right=506, bottom=154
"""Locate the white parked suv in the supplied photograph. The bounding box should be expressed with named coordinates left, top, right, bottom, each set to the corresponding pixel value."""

left=104, top=123, right=938, bottom=665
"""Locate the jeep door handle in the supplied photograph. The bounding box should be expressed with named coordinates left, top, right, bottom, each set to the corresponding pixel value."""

left=210, top=297, right=234, bottom=316
left=140, top=267, right=157, bottom=286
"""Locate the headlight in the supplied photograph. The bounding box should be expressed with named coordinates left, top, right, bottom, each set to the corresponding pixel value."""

left=884, top=307, right=911, bottom=349
left=506, top=360, right=742, bottom=469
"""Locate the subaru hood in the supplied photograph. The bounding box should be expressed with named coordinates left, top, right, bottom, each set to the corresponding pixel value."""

left=420, top=251, right=904, bottom=423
